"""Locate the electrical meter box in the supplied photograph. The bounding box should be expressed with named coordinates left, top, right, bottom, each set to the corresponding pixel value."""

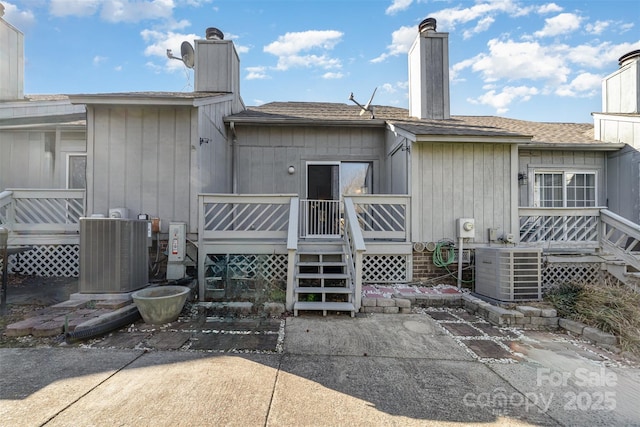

left=167, top=222, right=187, bottom=280
left=456, top=218, right=475, bottom=239
left=168, top=222, right=186, bottom=262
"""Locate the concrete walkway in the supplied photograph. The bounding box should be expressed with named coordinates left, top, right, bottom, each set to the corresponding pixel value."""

left=2, top=313, right=639, bottom=426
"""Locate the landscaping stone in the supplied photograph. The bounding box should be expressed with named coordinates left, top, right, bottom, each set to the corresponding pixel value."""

left=540, top=308, right=557, bottom=318
left=394, top=298, right=411, bottom=308
left=31, top=321, right=63, bottom=337
left=530, top=316, right=559, bottom=327
left=399, top=308, right=411, bottom=314
left=516, top=306, right=541, bottom=317
left=376, top=298, right=396, bottom=307
left=582, top=327, right=618, bottom=346
left=361, top=297, right=376, bottom=307
left=96, top=299, right=131, bottom=310
left=50, top=299, right=88, bottom=310
left=361, top=306, right=384, bottom=313
left=558, top=318, right=587, bottom=335
left=383, top=306, right=399, bottom=314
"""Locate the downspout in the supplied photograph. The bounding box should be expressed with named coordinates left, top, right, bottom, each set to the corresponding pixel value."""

left=230, top=121, right=238, bottom=193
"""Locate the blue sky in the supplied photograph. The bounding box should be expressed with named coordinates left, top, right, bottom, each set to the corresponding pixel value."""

left=3, top=0, right=640, bottom=123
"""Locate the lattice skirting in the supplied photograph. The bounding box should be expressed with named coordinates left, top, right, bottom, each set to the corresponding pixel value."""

left=0, top=244, right=79, bottom=277
left=204, top=254, right=288, bottom=283
left=542, top=262, right=601, bottom=288
left=363, top=254, right=408, bottom=283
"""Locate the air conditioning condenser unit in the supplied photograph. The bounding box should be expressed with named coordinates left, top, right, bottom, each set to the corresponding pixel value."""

left=474, top=247, right=542, bottom=302
left=79, top=218, right=149, bottom=293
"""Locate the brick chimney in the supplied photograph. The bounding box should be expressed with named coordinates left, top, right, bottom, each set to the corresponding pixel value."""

left=408, top=18, right=450, bottom=120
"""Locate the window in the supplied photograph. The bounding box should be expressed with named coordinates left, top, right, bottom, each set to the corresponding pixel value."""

left=533, top=171, right=596, bottom=207
left=67, top=154, right=87, bottom=189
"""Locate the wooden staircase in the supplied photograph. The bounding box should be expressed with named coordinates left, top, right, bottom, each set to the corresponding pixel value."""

left=293, top=242, right=356, bottom=316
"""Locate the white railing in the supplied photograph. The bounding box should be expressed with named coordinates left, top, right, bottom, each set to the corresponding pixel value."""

left=343, top=198, right=365, bottom=310
left=600, top=209, right=640, bottom=272
left=199, top=194, right=295, bottom=240
left=0, top=189, right=86, bottom=234
left=286, top=197, right=299, bottom=311
left=349, top=194, right=410, bottom=241
left=519, top=207, right=601, bottom=249
left=299, top=199, right=341, bottom=237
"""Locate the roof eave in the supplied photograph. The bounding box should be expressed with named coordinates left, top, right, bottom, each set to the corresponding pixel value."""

left=524, top=142, right=626, bottom=151
left=68, top=92, right=231, bottom=107
left=224, top=117, right=387, bottom=127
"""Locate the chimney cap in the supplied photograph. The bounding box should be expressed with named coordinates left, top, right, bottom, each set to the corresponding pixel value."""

left=619, top=50, right=640, bottom=67
left=419, top=17, right=437, bottom=33
left=205, top=27, right=224, bottom=40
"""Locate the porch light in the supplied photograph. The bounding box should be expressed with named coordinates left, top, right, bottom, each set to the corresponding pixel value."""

left=518, top=172, right=527, bottom=185
left=288, top=165, right=295, bottom=174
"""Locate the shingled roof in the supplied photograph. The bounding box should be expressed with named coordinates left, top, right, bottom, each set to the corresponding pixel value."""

left=227, top=101, right=601, bottom=145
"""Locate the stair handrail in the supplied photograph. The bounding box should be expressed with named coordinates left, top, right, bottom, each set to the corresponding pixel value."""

left=286, top=197, right=299, bottom=310
left=600, top=209, right=640, bottom=272
left=344, top=197, right=366, bottom=310
left=0, top=191, right=14, bottom=231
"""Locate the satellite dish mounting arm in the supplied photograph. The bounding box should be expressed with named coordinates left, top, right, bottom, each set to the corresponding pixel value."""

left=348, top=88, right=377, bottom=119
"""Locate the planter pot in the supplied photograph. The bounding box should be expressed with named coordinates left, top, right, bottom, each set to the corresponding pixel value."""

left=131, top=285, right=190, bottom=324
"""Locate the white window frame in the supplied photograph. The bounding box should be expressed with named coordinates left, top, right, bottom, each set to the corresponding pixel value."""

left=531, top=169, right=598, bottom=208
left=66, top=153, right=87, bottom=189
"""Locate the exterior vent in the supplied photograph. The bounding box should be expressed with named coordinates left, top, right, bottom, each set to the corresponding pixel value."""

left=206, top=27, right=224, bottom=40
left=79, top=218, right=149, bottom=293
left=474, top=247, right=542, bottom=301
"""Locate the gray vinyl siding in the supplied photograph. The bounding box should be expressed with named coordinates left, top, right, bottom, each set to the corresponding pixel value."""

left=518, top=149, right=607, bottom=207
left=86, top=105, right=196, bottom=232
left=411, top=142, right=515, bottom=243
left=607, top=146, right=640, bottom=223
left=233, top=125, right=385, bottom=195
left=1, top=131, right=48, bottom=188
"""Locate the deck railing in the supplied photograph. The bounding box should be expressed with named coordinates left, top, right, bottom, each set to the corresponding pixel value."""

left=519, top=207, right=640, bottom=271
left=0, top=189, right=86, bottom=234
left=298, top=199, right=341, bottom=237
left=600, top=209, right=640, bottom=272
left=343, top=198, right=365, bottom=310
left=519, top=207, right=601, bottom=250
left=349, top=194, right=410, bottom=242
left=199, top=194, right=295, bottom=240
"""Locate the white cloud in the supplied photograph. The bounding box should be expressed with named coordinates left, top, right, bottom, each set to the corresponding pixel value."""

left=620, top=23, right=634, bottom=34
left=322, top=72, right=343, bottom=79
left=1, top=2, right=37, bottom=29
left=141, top=29, right=199, bottom=72
left=49, top=0, right=176, bottom=23
left=381, top=83, right=396, bottom=93
left=246, top=66, right=269, bottom=80
left=555, top=72, right=602, bottom=97
left=534, top=13, right=582, bottom=38
left=370, top=25, right=415, bottom=63
left=101, top=0, right=174, bottom=23
left=264, top=30, right=343, bottom=71
left=93, top=55, right=108, bottom=66
left=432, top=0, right=533, bottom=31
left=462, top=38, right=571, bottom=84
left=264, top=30, right=342, bottom=56
left=386, top=0, right=413, bottom=15
left=468, top=85, right=539, bottom=114
left=537, top=3, right=563, bottom=14
left=585, top=20, right=610, bottom=35
left=463, top=16, right=495, bottom=39
left=50, top=0, right=101, bottom=17
left=114, top=65, right=123, bottom=71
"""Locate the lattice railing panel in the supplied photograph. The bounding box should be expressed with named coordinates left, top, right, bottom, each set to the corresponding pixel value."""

left=542, top=262, right=601, bottom=288
left=0, top=244, right=79, bottom=277
left=13, top=197, right=84, bottom=225
left=202, top=203, right=289, bottom=232
left=520, top=214, right=599, bottom=243
left=363, top=255, right=407, bottom=283
left=204, top=254, right=288, bottom=282
left=355, top=203, right=405, bottom=233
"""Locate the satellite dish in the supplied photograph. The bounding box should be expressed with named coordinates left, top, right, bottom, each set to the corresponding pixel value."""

left=166, top=41, right=195, bottom=69
left=348, top=87, right=377, bottom=119
left=181, top=41, right=195, bottom=69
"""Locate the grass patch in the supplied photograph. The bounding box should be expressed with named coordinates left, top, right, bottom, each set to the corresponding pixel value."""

left=545, top=281, right=640, bottom=354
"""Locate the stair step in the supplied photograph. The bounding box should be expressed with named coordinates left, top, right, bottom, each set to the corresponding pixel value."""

left=296, top=273, right=350, bottom=280
left=297, top=261, right=347, bottom=267
left=294, top=301, right=355, bottom=316
left=295, top=287, right=353, bottom=294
